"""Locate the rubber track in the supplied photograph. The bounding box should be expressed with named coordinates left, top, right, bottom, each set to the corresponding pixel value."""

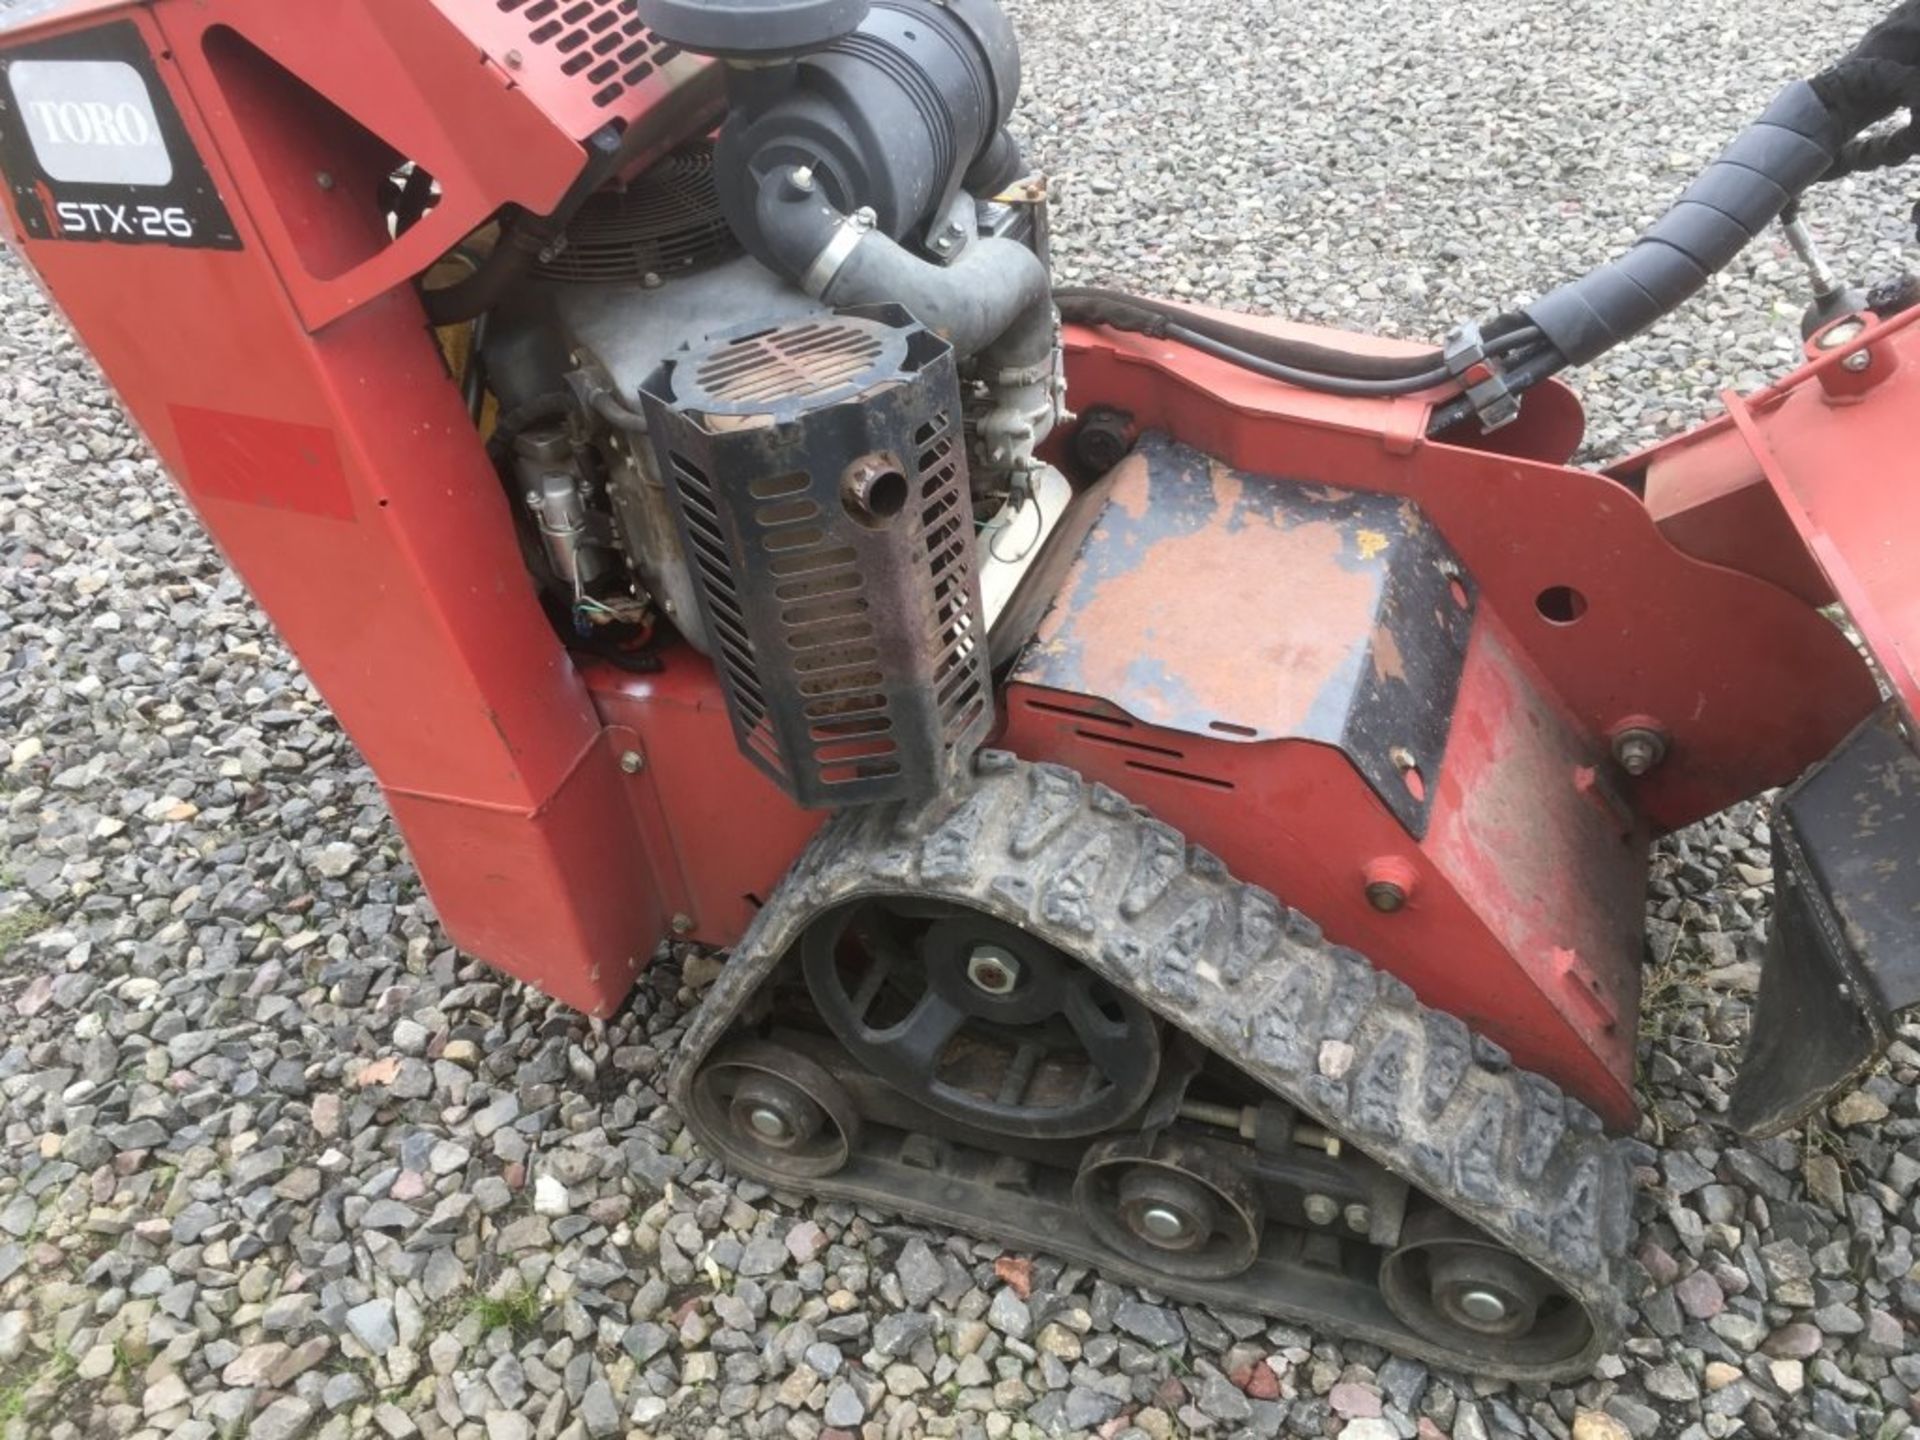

left=674, top=753, right=1635, bottom=1376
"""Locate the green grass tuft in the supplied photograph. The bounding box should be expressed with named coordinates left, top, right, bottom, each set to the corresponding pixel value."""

left=0, top=907, right=51, bottom=962
left=468, top=1285, right=541, bottom=1337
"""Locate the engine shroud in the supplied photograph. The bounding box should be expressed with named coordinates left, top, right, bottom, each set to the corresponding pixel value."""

left=640, top=305, right=992, bottom=807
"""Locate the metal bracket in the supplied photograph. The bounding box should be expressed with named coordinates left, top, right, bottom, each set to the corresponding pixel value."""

left=1443, top=322, right=1521, bottom=432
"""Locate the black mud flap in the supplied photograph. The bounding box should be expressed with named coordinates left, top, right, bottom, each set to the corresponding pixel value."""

left=1729, top=704, right=1920, bottom=1137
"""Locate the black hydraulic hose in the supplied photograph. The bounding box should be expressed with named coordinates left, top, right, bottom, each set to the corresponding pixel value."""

left=1167, top=325, right=1452, bottom=397
left=1134, top=316, right=1542, bottom=400
left=1056, top=286, right=1448, bottom=382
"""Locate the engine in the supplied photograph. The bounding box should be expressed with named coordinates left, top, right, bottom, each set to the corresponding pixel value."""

left=475, top=0, right=1068, bottom=806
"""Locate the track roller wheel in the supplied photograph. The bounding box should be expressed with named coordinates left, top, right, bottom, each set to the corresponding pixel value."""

left=1379, top=1209, right=1594, bottom=1368
left=685, top=1039, right=859, bottom=1180
left=1074, top=1133, right=1263, bottom=1280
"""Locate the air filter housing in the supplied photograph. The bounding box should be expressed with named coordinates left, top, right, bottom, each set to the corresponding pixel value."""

left=640, top=305, right=991, bottom=808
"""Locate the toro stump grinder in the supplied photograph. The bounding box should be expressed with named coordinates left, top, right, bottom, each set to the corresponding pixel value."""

left=6, top=0, right=1920, bottom=1380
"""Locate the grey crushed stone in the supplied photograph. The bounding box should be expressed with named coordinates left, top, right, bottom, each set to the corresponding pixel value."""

left=2, top=2, right=1919, bottom=1439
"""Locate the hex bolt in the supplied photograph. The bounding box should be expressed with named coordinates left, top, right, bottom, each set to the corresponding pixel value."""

left=1611, top=726, right=1668, bottom=777
left=670, top=914, right=694, bottom=936
left=966, top=945, right=1021, bottom=996
left=1363, top=857, right=1417, bottom=914
left=619, top=750, right=644, bottom=774
left=1842, top=348, right=1873, bottom=373
left=789, top=165, right=816, bottom=194
left=1303, top=1194, right=1340, bottom=1227
left=1366, top=880, right=1406, bottom=912
left=1344, top=1203, right=1371, bottom=1234
left=1293, top=1124, right=1343, bottom=1158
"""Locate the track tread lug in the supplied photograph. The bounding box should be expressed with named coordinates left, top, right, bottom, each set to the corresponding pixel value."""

left=1222, top=887, right=1282, bottom=987
left=921, top=792, right=993, bottom=882
left=1012, top=764, right=1082, bottom=859
left=1251, top=965, right=1324, bottom=1077
left=1320, top=955, right=1375, bottom=1042
left=1347, top=1023, right=1411, bottom=1144
left=1152, top=899, right=1214, bottom=1004
left=1038, top=828, right=1113, bottom=935
left=1420, top=1012, right=1473, bottom=1120
left=1120, top=822, right=1187, bottom=920
left=1452, top=1088, right=1511, bottom=1205
left=989, top=873, right=1035, bottom=912
left=1515, top=1073, right=1567, bottom=1182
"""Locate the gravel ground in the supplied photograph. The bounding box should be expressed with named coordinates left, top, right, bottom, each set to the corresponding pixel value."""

left=3, top=4, right=1919, bottom=1440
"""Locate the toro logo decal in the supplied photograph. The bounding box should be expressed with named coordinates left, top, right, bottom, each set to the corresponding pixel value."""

left=0, top=20, right=239, bottom=249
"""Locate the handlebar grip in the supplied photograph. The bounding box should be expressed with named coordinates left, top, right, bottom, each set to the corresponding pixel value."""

left=1523, top=81, right=1841, bottom=366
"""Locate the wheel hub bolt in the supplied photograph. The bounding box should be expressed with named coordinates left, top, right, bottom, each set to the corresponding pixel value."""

left=1138, top=1204, right=1189, bottom=1245
left=746, top=1105, right=791, bottom=1141
left=967, top=945, right=1021, bottom=996
left=1457, top=1287, right=1510, bottom=1326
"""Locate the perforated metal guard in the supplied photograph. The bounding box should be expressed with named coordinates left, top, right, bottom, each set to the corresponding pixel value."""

left=642, top=307, right=991, bottom=808
left=433, top=0, right=715, bottom=146
left=494, top=0, right=683, bottom=111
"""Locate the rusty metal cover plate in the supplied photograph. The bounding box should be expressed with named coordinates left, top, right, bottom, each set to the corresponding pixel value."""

left=1013, top=433, right=1475, bottom=835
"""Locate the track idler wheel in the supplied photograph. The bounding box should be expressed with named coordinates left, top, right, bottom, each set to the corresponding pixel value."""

left=801, top=899, right=1161, bottom=1138
left=1379, top=1209, right=1594, bottom=1369
left=685, top=1039, right=860, bottom=1180
left=1074, top=1134, right=1264, bottom=1280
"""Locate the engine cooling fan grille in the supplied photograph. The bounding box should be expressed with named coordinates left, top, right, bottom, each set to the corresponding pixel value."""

left=534, top=145, right=739, bottom=284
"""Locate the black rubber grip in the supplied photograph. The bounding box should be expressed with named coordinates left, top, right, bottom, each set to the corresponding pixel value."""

left=1525, top=81, right=1841, bottom=366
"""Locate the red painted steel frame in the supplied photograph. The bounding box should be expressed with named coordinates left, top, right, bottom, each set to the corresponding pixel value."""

left=1, top=0, right=1897, bottom=1127
left=0, top=3, right=703, bottom=1016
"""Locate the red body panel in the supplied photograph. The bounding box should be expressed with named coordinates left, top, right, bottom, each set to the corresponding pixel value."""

left=1003, top=611, right=1649, bottom=1126
left=0, top=3, right=1900, bottom=1125
left=1633, top=308, right=1920, bottom=730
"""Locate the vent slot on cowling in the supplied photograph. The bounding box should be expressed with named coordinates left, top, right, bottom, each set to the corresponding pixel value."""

left=694, top=324, right=890, bottom=407
left=642, top=307, right=991, bottom=809
left=494, top=0, right=683, bottom=110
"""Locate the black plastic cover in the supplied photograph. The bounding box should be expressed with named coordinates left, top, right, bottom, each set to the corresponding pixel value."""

left=1728, top=704, right=1920, bottom=1137
left=632, top=0, right=870, bottom=56
left=697, top=0, right=1022, bottom=267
